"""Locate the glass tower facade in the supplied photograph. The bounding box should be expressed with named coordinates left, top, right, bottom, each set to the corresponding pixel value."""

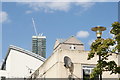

left=32, top=36, right=46, bottom=58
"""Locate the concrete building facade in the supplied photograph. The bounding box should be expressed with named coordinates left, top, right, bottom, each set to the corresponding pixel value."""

left=31, top=36, right=120, bottom=80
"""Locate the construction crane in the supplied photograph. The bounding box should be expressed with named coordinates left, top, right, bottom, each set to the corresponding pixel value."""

left=32, top=18, right=38, bottom=36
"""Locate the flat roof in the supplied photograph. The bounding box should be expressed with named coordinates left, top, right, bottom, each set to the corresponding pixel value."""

left=32, top=36, right=46, bottom=38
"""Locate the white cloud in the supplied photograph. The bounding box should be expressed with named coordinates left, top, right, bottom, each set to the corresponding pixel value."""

left=3, top=0, right=120, bottom=2
left=76, top=31, right=89, bottom=38
left=74, top=2, right=95, bottom=15
left=27, top=2, right=71, bottom=12
left=88, top=39, right=95, bottom=45
left=25, top=10, right=33, bottom=14
left=21, top=2, right=95, bottom=13
left=75, top=2, right=95, bottom=10
left=0, top=11, right=8, bottom=23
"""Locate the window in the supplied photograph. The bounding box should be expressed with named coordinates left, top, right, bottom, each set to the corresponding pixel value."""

left=70, top=45, right=76, bottom=50
left=74, top=47, right=76, bottom=49
left=82, top=65, right=99, bottom=80
left=1, top=76, right=6, bottom=80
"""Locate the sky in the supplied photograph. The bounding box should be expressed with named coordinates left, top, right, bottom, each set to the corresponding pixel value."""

left=0, top=2, right=119, bottom=63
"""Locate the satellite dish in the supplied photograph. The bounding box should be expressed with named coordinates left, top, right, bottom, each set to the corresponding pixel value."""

left=64, top=56, right=74, bottom=75
left=64, top=56, right=72, bottom=68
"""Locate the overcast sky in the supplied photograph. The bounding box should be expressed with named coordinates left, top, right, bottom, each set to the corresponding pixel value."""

left=1, top=2, right=119, bottom=62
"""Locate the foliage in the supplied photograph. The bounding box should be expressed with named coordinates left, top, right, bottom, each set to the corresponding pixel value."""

left=110, top=22, right=120, bottom=53
left=88, top=22, right=120, bottom=78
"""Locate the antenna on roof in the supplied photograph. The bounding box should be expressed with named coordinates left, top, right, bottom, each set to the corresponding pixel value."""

left=38, top=33, right=43, bottom=36
left=32, top=18, right=38, bottom=36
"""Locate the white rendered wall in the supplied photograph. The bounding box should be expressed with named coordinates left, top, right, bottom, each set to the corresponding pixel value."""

left=32, top=50, right=119, bottom=79
left=0, top=70, right=7, bottom=78
left=6, top=49, right=44, bottom=78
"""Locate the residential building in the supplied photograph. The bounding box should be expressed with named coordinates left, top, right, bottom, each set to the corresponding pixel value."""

left=31, top=36, right=120, bottom=80
left=0, top=45, right=46, bottom=79
left=32, top=34, right=46, bottom=58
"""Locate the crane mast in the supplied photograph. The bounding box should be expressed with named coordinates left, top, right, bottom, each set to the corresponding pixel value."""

left=32, top=18, right=38, bottom=36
